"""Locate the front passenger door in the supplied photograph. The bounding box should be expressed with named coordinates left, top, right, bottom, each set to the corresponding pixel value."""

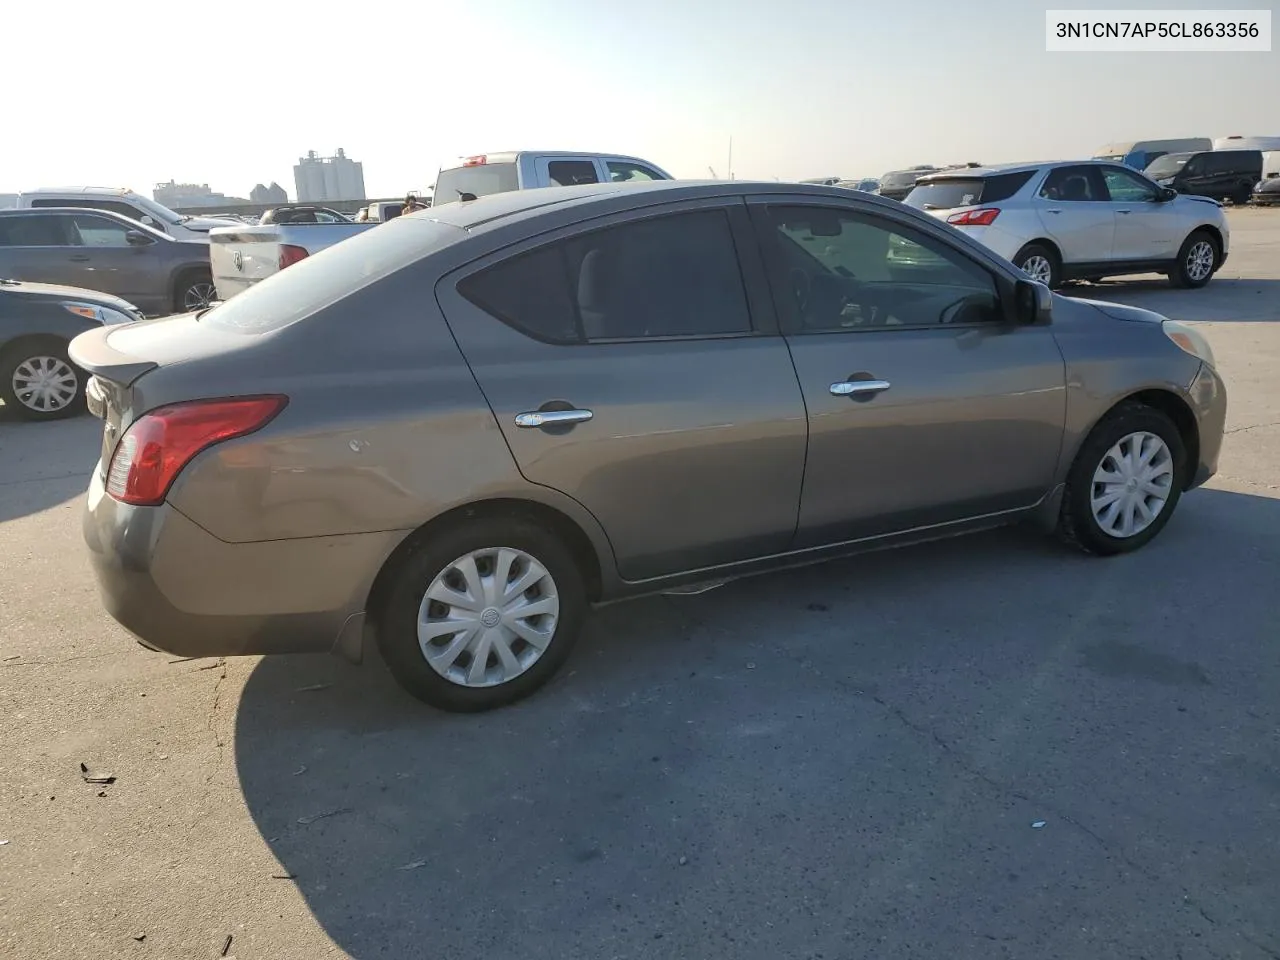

left=1034, top=165, right=1115, bottom=267
left=1099, top=165, right=1181, bottom=260
left=750, top=200, right=1067, bottom=548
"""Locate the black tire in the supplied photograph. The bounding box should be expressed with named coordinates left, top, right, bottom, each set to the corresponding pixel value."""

left=173, top=270, right=217, bottom=314
left=1232, top=185, right=1252, bottom=206
left=1057, top=401, right=1188, bottom=556
left=0, top=339, right=85, bottom=422
left=1012, top=243, right=1061, bottom=289
left=375, top=515, right=587, bottom=712
left=1169, top=230, right=1219, bottom=289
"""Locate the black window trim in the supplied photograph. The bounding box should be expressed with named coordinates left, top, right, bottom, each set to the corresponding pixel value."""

left=1098, top=163, right=1160, bottom=202
left=447, top=199, right=775, bottom=346
left=744, top=197, right=1013, bottom=337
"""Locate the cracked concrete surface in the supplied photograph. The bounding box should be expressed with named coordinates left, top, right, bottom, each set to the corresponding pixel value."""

left=1, top=209, right=1278, bottom=959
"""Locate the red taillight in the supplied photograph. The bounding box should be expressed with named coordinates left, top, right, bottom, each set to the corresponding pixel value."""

left=462, top=155, right=487, bottom=166
left=946, top=208, right=1000, bottom=226
left=105, top=396, right=288, bottom=506
left=278, top=244, right=309, bottom=269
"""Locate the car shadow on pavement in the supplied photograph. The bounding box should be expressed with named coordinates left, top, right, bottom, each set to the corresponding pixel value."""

left=1060, top=278, right=1280, bottom=322
left=0, top=410, right=100, bottom=523
left=234, top=487, right=1280, bottom=959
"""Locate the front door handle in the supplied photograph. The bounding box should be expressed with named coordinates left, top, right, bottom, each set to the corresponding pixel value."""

left=514, top=408, right=593, bottom=428
left=1045, top=209, right=1062, bottom=214
left=1116, top=209, right=1132, bottom=215
left=69, top=255, right=91, bottom=262
left=830, top=379, right=891, bottom=397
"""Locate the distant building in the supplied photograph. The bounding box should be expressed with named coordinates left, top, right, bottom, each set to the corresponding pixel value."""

left=250, top=181, right=289, bottom=204
left=0, top=192, right=18, bottom=209
left=293, top=148, right=366, bottom=202
left=154, top=180, right=246, bottom=208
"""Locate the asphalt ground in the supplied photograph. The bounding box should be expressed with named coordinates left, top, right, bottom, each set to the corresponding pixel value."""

left=2, top=208, right=1278, bottom=959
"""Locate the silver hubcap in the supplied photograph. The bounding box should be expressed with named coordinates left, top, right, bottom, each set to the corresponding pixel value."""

left=183, top=281, right=217, bottom=310
left=1185, top=241, right=1214, bottom=282
left=11, top=356, right=79, bottom=413
left=1021, top=255, right=1052, bottom=284
left=1091, top=431, right=1174, bottom=538
left=417, top=547, right=560, bottom=687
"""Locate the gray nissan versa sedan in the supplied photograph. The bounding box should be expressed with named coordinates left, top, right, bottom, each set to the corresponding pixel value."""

left=70, top=181, right=1226, bottom=712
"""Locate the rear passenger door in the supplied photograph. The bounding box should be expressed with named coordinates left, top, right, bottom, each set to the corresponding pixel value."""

left=0, top=214, right=78, bottom=286
left=436, top=200, right=809, bottom=582
left=1034, top=165, right=1115, bottom=266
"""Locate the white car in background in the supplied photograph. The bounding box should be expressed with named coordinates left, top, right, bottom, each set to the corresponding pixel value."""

left=16, top=188, right=233, bottom=243
left=900, top=160, right=1229, bottom=289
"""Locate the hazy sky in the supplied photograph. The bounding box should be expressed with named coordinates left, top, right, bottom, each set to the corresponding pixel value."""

left=4, top=0, right=1276, bottom=200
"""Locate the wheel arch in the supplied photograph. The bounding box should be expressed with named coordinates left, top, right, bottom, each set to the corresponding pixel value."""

left=170, top=262, right=214, bottom=309
left=1188, top=223, right=1224, bottom=257
left=1088, top=388, right=1200, bottom=490
left=363, top=497, right=607, bottom=644
left=1016, top=237, right=1063, bottom=264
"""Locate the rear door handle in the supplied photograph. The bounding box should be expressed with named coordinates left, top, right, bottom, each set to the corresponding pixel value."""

left=830, top=379, right=891, bottom=397
left=514, top=408, right=593, bottom=428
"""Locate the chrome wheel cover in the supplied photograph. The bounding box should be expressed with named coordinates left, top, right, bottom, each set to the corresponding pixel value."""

left=1091, top=431, right=1174, bottom=538
left=11, top=356, right=79, bottom=413
left=417, top=547, right=560, bottom=687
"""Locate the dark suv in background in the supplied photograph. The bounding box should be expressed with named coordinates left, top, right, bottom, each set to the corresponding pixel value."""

left=0, top=209, right=214, bottom=316
left=1145, top=150, right=1263, bottom=204
left=877, top=166, right=939, bottom=201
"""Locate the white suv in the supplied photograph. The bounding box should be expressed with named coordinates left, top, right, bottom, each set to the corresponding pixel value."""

left=901, top=160, right=1229, bottom=289
left=16, top=188, right=233, bottom=243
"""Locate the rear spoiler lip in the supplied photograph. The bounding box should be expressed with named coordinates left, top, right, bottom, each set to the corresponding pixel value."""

left=68, top=326, right=159, bottom=387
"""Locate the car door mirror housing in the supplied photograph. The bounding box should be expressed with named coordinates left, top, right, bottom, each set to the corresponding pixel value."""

left=1014, top=278, right=1052, bottom=325
left=125, top=229, right=154, bottom=246
left=1159, top=187, right=1178, bottom=202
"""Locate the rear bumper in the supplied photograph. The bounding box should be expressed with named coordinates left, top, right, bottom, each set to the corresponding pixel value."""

left=82, top=469, right=405, bottom=659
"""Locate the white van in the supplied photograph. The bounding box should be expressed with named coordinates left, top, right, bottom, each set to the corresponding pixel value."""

left=1213, top=135, right=1280, bottom=152
left=1093, top=138, right=1211, bottom=170
left=16, top=187, right=233, bottom=242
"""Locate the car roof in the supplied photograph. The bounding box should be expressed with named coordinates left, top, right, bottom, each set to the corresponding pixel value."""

left=413, top=180, right=907, bottom=233
left=915, top=159, right=1130, bottom=182
left=21, top=186, right=137, bottom=196
left=440, top=151, right=662, bottom=169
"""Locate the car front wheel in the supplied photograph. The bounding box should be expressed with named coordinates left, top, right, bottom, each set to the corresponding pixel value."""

left=1169, top=231, right=1218, bottom=288
left=375, top=516, right=587, bottom=712
left=0, top=341, right=84, bottom=421
left=1057, top=401, right=1187, bottom=555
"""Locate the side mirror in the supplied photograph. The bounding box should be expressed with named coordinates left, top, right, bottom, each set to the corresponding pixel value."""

left=1014, top=278, right=1052, bottom=325
left=1159, top=187, right=1178, bottom=202
left=125, top=229, right=153, bottom=246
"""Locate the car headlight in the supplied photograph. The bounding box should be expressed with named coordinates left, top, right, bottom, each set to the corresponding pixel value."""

left=63, top=301, right=137, bottom=326
left=1163, top=320, right=1215, bottom=368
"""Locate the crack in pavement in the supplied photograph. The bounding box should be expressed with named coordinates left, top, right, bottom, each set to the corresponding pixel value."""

left=0, top=469, right=91, bottom=489
left=786, top=653, right=1280, bottom=957
left=204, top=658, right=229, bottom=786
left=1, top=653, right=116, bottom=669
left=1225, top=420, right=1280, bottom=436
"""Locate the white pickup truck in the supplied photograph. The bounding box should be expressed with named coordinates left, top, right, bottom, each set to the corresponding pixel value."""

left=209, top=150, right=673, bottom=300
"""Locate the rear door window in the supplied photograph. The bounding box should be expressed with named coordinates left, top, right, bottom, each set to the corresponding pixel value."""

left=457, top=209, right=753, bottom=343
left=546, top=160, right=600, bottom=186
left=606, top=161, right=665, bottom=182
left=0, top=214, right=72, bottom=246
left=1038, top=166, right=1107, bottom=201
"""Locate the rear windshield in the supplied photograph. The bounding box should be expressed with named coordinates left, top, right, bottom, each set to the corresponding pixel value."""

left=199, top=217, right=461, bottom=334
left=433, top=163, right=520, bottom=205
left=1144, top=153, right=1192, bottom=178
left=906, top=171, right=1034, bottom=210
left=880, top=169, right=933, bottom=190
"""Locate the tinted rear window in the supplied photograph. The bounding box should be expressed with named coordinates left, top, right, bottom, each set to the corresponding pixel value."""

left=433, top=163, right=520, bottom=205
left=907, top=171, right=1035, bottom=209
left=200, top=217, right=461, bottom=333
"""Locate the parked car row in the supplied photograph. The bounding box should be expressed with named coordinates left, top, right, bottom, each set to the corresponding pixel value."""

left=67, top=179, right=1227, bottom=712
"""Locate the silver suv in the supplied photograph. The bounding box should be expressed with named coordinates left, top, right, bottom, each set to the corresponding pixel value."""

left=903, top=161, right=1229, bottom=289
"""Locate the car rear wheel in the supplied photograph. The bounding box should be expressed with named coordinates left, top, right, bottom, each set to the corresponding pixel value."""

left=1169, top=231, right=1218, bottom=288
left=0, top=340, right=84, bottom=422
left=1057, top=402, right=1187, bottom=555
left=375, top=516, right=587, bottom=712
left=175, top=272, right=217, bottom=313
left=1012, top=244, right=1061, bottom=289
